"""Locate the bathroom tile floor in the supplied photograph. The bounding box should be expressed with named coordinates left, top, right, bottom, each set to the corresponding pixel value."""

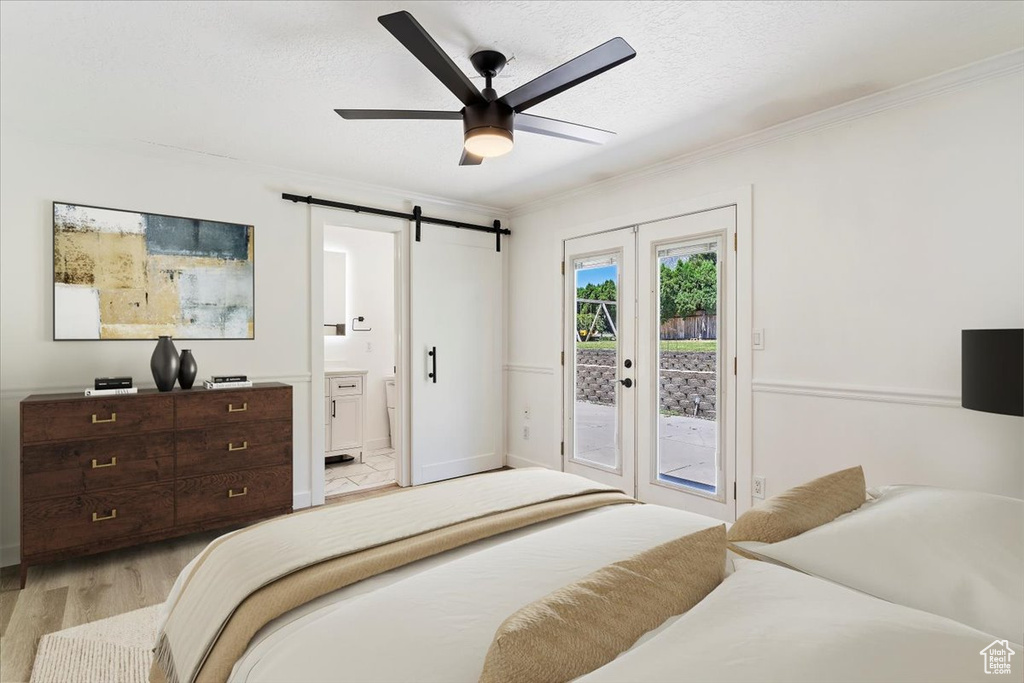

left=325, top=448, right=396, bottom=498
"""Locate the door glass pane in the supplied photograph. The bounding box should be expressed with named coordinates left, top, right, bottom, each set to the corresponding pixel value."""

left=656, top=239, right=720, bottom=494
left=573, top=253, right=619, bottom=469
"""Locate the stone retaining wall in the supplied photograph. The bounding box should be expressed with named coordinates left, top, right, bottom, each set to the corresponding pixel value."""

left=576, top=349, right=717, bottom=420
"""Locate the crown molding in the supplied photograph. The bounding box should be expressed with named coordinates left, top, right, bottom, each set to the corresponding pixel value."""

left=1, top=126, right=510, bottom=220
left=511, top=48, right=1024, bottom=218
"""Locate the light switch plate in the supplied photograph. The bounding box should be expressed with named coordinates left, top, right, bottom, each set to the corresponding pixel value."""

left=752, top=329, right=765, bottom=350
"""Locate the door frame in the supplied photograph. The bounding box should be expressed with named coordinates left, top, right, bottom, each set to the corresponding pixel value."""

left=309, top=206, right=411, bottom=507
left=560, top=186, right=753, bottom=518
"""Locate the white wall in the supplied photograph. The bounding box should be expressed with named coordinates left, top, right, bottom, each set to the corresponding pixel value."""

left=324, top=225, right=396, bottom=450
left=505, top=69, right=1024, bottom=504
left=0, top=133, right=502, bottom=565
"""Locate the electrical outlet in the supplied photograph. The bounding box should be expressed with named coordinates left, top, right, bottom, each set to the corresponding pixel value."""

left=366, top=342, right=373, bottom=353
left=522, top=425, right=530, bottom=440
left=753, top=476, right=766, bottom=499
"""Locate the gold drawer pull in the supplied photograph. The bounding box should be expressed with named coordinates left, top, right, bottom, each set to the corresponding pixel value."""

left=228, top=487, right=248, bottom=498
left=228, top=402, right=248, bottom=413
left=227, top=441, right=248, bottom=452
left=91, top=412, right=117, bottom=424
left=91, top=457, right=117, bottom=469
left=91, top=509, right=117, bottom=522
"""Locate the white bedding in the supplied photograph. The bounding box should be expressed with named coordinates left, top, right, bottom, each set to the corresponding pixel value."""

left=733, top=485, right=1024, bottom=645
left=227, top=503, right=726, bottom=682
left=580, top=559, right=1015, bottom=683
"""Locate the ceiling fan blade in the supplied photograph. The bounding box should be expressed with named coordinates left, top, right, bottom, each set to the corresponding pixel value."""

left=459, top=149, right=484, bottom=166
left=515, top=113, right=615, bottom=145
left=499, top=37, right=636, bottom=113
left=335, top=109, right=463, bottom=120
left=378, top=11, right=483, bottom=107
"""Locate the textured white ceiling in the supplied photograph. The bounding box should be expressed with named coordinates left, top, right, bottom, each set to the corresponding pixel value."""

left=2, top=1, right=1022, bottom=209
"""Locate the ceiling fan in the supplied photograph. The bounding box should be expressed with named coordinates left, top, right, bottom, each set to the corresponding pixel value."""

left=336, top=11, right=636, bottom=165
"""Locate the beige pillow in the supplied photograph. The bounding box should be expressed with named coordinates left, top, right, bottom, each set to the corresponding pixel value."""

left=727, top=466, right=866, bottom=544
left=478, top=524, right=726, bottom=683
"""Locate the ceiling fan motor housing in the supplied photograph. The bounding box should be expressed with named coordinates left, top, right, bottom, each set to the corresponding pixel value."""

left=463, top=101, right=514, bottom=144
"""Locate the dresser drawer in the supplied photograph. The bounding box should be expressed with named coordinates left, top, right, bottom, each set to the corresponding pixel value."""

left=175, top=465, right=292, bottom=526
left=174, top=387, right=291, bottom=429
left=21, top=483, right=174, bottom=557
left=176, top=420, right=292, bottom=478
left=23, top=432, right=175, bottom=501
left=330, top=376, right=363, bottom=396
left=21, top=395, right=174, bottom=444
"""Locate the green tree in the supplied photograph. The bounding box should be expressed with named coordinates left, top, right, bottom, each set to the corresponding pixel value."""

left=659, top=253, right=717, bottom=322
left=660, top=263, right=682, bottom=322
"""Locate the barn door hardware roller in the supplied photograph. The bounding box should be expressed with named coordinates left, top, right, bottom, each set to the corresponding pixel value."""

left=282, top=193, right=509, bottom=252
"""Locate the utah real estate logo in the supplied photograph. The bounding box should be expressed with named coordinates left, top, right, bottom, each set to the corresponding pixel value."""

left=980, top=640, right=1015, bottom=675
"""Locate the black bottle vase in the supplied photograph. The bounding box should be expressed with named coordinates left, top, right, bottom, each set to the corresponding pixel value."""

left=151, top=336, right=179, bottom=392
left=178, top=349, right=198, bottom=390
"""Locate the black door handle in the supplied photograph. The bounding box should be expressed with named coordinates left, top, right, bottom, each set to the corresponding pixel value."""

left=332, top=400, right=336, bottom=418
left=428, top=346, right=437, bottom=383
left=619, top=378, right=633, bottom=388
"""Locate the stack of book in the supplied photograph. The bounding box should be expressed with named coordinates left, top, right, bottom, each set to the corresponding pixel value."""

left=85, top=377, right=136, bottom=396
left=204, top=375, right=252, bottom=389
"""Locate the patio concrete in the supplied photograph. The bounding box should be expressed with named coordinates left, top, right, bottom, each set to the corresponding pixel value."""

left=573, top=401, right=717, bottom=488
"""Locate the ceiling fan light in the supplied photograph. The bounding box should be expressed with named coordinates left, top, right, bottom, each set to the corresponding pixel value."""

left=464, top=126, right=513, bottom=158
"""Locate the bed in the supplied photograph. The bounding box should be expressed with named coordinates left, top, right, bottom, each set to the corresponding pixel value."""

left=152, top=467, right=1022, bottom=683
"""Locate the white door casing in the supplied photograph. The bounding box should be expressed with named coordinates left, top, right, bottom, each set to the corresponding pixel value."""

left=309, top=206, right=409, bottom=506
left=410, top=223, right=503, bottom=484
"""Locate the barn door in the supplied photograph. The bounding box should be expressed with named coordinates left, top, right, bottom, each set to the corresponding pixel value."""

left=409, top=224, right=502, bottom=484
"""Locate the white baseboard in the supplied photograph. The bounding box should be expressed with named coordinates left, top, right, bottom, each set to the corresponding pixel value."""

left=1, top=543, right=18, bottom=569
left=506, top=453, right=555, bottom=470
left=293, top=490, right=312, bottom=509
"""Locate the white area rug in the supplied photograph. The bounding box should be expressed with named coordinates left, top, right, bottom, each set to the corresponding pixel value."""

left=30, top=604, right=162, bottom=683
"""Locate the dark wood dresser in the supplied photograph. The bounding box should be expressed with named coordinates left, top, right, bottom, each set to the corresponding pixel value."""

left=19, top=382, right=292, bottom=588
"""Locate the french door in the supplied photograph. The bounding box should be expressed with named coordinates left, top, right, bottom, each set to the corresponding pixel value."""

left=563, top=207, right=737, bottom=520
left=563, top=230, right=636, bottom=492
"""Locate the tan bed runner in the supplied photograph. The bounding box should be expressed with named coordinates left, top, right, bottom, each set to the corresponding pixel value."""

left=152, top=468, right=634, bottom=683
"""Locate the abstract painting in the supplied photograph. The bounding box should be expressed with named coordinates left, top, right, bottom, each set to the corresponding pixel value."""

left=53, top=202, right=254, bottom=340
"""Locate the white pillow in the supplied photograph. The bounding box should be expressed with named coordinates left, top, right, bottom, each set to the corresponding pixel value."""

left=579, top=559, right=1018, bottom=683
left=733, top=485, right=1024, bottom=645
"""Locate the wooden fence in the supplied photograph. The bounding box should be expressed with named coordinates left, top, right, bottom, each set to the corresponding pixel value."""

left=660, top=314, right=717, bottom=340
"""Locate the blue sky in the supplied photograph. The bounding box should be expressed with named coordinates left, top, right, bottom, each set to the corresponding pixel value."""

left=576, top=265, right=617, bottom=288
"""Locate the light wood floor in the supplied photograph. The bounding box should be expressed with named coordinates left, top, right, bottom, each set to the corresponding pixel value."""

left=0, top=483, right=400, bottom=683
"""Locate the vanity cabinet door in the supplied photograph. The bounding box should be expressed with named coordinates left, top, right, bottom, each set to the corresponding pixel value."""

left=330, top=395, right=363, bottom=452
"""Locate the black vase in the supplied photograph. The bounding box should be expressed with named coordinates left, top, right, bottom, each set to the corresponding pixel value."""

left=178, top=349, right=198, bottom=390
left=151, top=336, right=179, bottom=392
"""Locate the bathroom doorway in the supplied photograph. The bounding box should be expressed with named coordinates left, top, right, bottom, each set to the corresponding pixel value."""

left=321, top=222, right=401, bottom=500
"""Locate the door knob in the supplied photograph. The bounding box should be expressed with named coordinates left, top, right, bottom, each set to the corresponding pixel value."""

left=619, top=378, right=633, bottom=388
